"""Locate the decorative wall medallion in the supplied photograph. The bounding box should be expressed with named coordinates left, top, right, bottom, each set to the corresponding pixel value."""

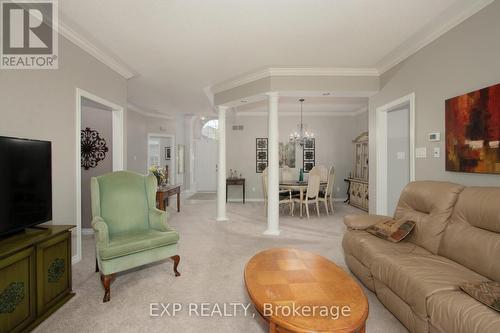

left=48, top=258, right=65, bottom=283
left=0, top=282, right=25, bottom=313
left=81, top=127, right=108, bottom=170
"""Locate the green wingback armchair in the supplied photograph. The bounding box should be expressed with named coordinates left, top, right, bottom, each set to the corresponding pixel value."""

left=91, top=171, right=180, bottom=302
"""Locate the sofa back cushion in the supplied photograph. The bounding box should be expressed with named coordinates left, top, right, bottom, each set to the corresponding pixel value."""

left=439, top=187, right=500, bottom=282
left=95, top=171, right=150, bottom=235
left=394, top=181, right=464, bottom=254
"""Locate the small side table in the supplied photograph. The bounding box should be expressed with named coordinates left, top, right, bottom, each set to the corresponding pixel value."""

left=156, top=185, right=181, bottom=212
left=226, top=178, right=245, bottom=203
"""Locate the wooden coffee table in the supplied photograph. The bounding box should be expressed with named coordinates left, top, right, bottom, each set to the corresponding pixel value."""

left=244, top=248, right=368, bottom=333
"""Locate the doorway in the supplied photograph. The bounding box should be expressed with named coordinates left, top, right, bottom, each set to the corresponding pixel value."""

left=376, top=93, right=415, bottom=216
left=194, top=119, right=218, bottom=192
left=147, top=133, right=176, bottom=185
left=75, top=89, right=124, bottom=264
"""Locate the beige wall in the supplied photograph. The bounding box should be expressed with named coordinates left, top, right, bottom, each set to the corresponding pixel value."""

left=368, top=0, right=500, bottom=213
left=0, top=36, right=127, bottom=237
left=81, top=106, right=113, bottom=229
left=226, top=114, right=368, bottom=200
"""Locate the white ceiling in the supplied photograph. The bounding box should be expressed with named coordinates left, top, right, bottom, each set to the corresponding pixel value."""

left=59, top=0, right=492, bottom=116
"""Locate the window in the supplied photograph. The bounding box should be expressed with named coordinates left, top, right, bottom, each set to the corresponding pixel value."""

left=201, top=119, right=218, bottom=140
left=148, top=139, right=160, bottom=169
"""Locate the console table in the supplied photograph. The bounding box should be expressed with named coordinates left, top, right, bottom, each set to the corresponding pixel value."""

left=157, top=185, right=181, bottom=212
left=226, top=178, right=245, bottom=203
left=0, top=225, right=75, bottom=332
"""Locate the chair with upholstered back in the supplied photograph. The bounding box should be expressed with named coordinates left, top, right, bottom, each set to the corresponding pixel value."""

left=91, top=171, right=180, bottom=302
left=315, top=165, right=329, bottom=183
left=281, top=166, right=297, bottom=182
left=294, top=167, right=321, bottom=219
left=319, top=166, right=335, bottom=215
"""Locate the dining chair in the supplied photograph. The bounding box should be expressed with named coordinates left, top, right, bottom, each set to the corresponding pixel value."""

left=262, top=168, right=294, bottom=215
left=281, top=166, right=297, bottom=181
left=294, top=168, right=321, bottom=219
left=318, top=166, right=335, bottom=215
left=315, top=165, right=329, bottom=183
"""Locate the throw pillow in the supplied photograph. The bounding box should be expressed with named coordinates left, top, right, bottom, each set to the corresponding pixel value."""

left=460, top=281, right=500, bottom=313
left=366, top=218, right=415, bottom=242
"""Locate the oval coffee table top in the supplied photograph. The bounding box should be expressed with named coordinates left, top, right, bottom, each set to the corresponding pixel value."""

left=244, top=248, right=368, bottom=333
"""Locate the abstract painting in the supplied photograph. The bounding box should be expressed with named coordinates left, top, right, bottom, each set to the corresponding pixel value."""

left=446, top=83, right=500, bottom=174
left=279, top=142, right=296, bottom=168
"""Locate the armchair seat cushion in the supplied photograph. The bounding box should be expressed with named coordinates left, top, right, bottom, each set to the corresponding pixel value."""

left=100, top=229, right=179, bottom=260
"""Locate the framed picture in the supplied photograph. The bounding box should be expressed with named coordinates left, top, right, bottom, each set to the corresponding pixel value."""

left=279, top=142, right=296, bottom=168
left=304, top=150, right=315, bottom=161
left=446, top=83, right=500, bottom=174
left=304, top=162, right=315, bottom=172
left=304, top=139, right=315, bottom=149
left=256, top=138, right=268, bottom=150
left=165, top=146, right=171, bottom=160
left=257, top=150, right=267, bottom=161
left=256, top=138, right=268, bottom=173
left=257, top=162, right=267, bottom=173
left=303, top=138, right=315, bottom=172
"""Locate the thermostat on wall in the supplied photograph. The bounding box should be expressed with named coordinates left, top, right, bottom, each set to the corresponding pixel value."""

left=428, top=132, right=441, bottom=142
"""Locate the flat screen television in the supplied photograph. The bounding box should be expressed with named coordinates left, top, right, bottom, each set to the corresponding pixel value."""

left=0, top=136, right=52, bottom=236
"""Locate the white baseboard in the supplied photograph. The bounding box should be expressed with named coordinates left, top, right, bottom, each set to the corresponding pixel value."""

left=81, top=228, right=94, bottom=235
left=227, top=198, right=264, bottom=202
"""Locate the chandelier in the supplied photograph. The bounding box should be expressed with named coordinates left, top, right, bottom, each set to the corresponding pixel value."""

left=289, top=98, right=314, bottom=147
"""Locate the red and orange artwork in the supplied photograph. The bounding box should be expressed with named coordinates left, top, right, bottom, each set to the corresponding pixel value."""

left=446, top=83, right=500, bottom=174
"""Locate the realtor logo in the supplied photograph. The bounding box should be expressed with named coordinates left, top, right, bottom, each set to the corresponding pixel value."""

left=1, top=0, right=58, bottom=69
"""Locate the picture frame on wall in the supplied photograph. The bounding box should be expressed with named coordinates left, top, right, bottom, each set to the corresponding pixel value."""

left=303, top=138, right=315, bottom=173
left=256, top=138, right=268, bottom=150
left=165, top=146, right=171, bottom=160
left=256, top=138, right=268, bottom=173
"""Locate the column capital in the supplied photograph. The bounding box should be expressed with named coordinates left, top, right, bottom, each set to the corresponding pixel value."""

left=216, top=105, right=229, bottom=112
left=265, top=91, right=279, bottom=98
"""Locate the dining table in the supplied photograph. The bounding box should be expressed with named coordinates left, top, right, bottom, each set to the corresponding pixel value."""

left=279, top=180, right=327, bottom=218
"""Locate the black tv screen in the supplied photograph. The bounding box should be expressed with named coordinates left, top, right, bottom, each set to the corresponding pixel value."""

left=0, top=136, right=52, bottom=236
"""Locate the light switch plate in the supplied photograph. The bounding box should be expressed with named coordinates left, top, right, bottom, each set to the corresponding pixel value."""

left=416, top=147, right=427, bottom=158
left=397, top=151, right=406, bottom=160
left=434, top=147, right=440, bottom=158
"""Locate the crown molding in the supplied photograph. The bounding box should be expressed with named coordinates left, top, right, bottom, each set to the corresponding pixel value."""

left=377, top=0, right=494, bottom=74
left=128, top=104, right=174, bottom=120
left=58, top=20, right=136, bottom=79
left=210, top=67, right=379, bottom=94
left=236, top=108, right=367, bottom=117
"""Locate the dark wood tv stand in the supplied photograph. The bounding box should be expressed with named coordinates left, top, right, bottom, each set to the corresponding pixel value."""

left=0, top=225, right=75, bottom=332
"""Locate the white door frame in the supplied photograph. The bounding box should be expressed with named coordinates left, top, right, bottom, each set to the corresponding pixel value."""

left=75, top=88, right=125, bottom=264
left=376, top=92, right=415, bottom=215
left=147, top=133, right=176, bottom=185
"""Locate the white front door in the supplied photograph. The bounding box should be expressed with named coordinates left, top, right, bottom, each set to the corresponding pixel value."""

left=194, top=139, right=218, bottom=191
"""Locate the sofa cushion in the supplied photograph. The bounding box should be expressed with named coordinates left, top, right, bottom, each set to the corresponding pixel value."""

left=427, top=291, right=500, bottom=333
left=100, top=229, right=179, bottom=260
left=366, top=218, right=415, bottom=242
left=439, top=187, right=500, bottom=282
left=371, top=254, right=486, bottom=317
left=394, top=181, right=464, bottom=254
left=342, top=230, right=430, bottom=269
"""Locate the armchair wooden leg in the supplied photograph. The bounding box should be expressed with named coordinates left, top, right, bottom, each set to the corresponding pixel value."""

left=171, top=255, right=181, bottom=277
left=100, top=273, right=115, bottom=303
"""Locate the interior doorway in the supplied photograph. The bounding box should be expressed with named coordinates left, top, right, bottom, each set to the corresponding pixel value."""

left=75, top=89, right=124, bottom=264
left=147, top=133, right=176, bottom=185
left=376, top=93, right=415, bottom=216
left=194, top=119, right=218, bottom=192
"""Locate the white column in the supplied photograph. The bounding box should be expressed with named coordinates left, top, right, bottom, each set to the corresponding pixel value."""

left=216, top=105, right=228, bottom=221
left=264, top=92, right=280, bottom=235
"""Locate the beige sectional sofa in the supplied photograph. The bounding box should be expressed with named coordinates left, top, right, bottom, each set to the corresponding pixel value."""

left=342, top=181, right=500, bottom=333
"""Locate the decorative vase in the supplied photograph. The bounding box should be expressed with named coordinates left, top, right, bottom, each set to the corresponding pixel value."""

left=299, top=168, right=304, bottom=182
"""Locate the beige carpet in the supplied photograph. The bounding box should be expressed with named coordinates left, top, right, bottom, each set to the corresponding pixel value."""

left=34, top=200, right=407, bottom=333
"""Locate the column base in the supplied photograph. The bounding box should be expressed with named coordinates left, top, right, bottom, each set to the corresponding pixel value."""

left=216, top=216, right=229, bottom=222
left=263, top=228, right=280, bottom=236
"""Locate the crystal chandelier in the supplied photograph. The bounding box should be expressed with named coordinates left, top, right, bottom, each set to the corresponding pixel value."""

left=289, top=98, right=314, bottom=147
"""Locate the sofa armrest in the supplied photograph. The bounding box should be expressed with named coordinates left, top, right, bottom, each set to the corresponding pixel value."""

left=344, top=214, right=392, bottom=230
left=149, top=208, right=173, bottom=232
left=91, top=216, right=109, bottom=245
